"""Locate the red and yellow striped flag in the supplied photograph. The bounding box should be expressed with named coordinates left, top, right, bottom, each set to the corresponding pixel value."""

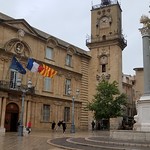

left=39, top=64, right=57, bottom=78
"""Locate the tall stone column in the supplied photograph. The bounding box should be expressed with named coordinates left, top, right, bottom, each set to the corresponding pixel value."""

left=134, top=15, right=150, bottom=131
left=23, top=100, right=27, bottom=126
left=140, top=20, right=150, bottom=95
left=0, top=97, right=2, bottom=123
left=27, top=101, right=31, bottom=123
left=0, top=97, right=6, bottom=133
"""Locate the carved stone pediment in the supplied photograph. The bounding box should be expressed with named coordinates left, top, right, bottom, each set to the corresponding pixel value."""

left=4, top=38, right=32, bottom=57
left=4, top=19, right=38, bottom=36
left=47, top=37, right=58, bottom=48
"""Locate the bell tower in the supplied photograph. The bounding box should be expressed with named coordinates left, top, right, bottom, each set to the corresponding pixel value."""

left=86, top=0, right=127, bottom=124
left=87, top=0, right=127, bottom=92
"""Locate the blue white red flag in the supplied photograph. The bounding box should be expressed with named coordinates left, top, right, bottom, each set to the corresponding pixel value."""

left=26, top=58, right=41, bottom=72
left=10, top=56, right=26, bottom=74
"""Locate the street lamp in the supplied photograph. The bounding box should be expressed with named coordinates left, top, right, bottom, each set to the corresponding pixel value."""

left=68, top=88, right=79, bottom=133
left=17, top=78, right=32, bottom=136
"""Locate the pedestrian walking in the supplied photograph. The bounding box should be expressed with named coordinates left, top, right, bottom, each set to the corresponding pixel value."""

left=56, top=120, right=62, bottom=130
left=91, top=120, right=95, bottom=131
left=62, top=121, right=66, bottom=133
left=26, top=121, right=32, bottom=134
left=51, top=121, right=56, bottom=131
left=17, top=120, right=20, bottom=126
left=17, top=120, right=20, bottom=131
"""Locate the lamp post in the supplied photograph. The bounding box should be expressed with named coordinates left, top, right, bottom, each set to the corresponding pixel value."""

left=68, top=88, right=79, bottom=133
left=17, top=78, right=32, bottom=136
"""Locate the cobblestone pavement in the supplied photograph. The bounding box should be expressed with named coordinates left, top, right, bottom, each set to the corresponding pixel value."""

left=0, top=130, right=150, bottom=150
left=0, top=130, right=108, bottom=150
left=0, top=131, right=66, bottom=150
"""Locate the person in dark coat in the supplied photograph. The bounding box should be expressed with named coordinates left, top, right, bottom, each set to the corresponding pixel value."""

left=51, top=121, right=56, bottom=131
left=17, top=120, right=20, bottom=126
left=57, top=121, right=62, bottom=127
left=91, top=120, right=95, bottom=131
left=56, top=120, right=62, bottom=130
left=62, top=121, right=66, bottom=133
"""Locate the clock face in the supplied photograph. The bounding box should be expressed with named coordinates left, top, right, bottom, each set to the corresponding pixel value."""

left=100, top=16, right=110, bottom=28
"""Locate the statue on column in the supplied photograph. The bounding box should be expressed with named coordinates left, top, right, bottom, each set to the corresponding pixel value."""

left=140, top=15, right=150, bottom=28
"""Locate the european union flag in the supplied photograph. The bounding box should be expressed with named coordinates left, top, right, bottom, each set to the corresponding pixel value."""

left=10, top=56, right=26, bottom=74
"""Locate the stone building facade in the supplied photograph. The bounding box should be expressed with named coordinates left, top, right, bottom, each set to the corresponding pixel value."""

left=122, top=74, right=136, bottom=117
left=0, top=13, right=90, bottom=132
left=122, top=68, right=144, bottom=119
left=0, top=1, right=141, bottom=132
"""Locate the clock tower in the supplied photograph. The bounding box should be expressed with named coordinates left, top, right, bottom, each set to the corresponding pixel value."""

left=86, top=0, right=127, bottom=125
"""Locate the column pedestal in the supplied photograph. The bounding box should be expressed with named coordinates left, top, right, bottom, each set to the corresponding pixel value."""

left=0, top=128, right=5, bottom=134
left=134, top=95, right=150, bottom=131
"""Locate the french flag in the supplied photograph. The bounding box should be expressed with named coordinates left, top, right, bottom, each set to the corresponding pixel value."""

left=26, top=58, right=43, bottom=72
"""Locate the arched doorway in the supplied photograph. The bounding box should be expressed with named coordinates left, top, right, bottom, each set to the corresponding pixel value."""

left=5, top=103, right=19, bottom=132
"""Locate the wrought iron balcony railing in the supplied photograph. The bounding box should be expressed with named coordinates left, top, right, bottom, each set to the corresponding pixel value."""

left=0, top=80, right=35, bottom=94
left=86, top=33, right=127, bottom=49
left=92, top=0, right=118, bottom=10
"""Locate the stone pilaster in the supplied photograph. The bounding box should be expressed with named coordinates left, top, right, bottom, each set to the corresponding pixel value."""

left=0, top=97, right=2, bottom=122
left=0, top=97, right=6, bottom=133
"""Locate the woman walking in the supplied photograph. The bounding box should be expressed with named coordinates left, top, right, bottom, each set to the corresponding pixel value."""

left=26, top=121, right=32, bottom=134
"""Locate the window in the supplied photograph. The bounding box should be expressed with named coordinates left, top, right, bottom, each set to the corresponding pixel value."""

left=10, top=70, right=18, bottom=89
left=100, top=55, right=107, bottom=73
left=42, top=104, right=50, bottom=122
left=64, top=107, right=70, bottom=122
left=44, top=77, right=52, bottom=91
left=102, top=64, right=106, bottom=72
left=102, top=35, right=106, bottom=40
left=65, top=79, right=71, bottom=95
left=46, top=47, right=53, bottom=60
left=66, top=54, right=72, bottom=66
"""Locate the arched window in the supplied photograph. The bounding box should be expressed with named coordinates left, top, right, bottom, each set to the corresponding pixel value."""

left=102, top=35, right=106, bottom=40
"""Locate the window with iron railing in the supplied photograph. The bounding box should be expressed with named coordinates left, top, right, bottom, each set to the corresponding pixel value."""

left=65, top=79, right=71, bottom=95
left=10, top=70, right=18, bottom=89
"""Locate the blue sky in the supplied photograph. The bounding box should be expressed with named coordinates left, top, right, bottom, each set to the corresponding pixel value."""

left=0, top=0, right=149, bottom=75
